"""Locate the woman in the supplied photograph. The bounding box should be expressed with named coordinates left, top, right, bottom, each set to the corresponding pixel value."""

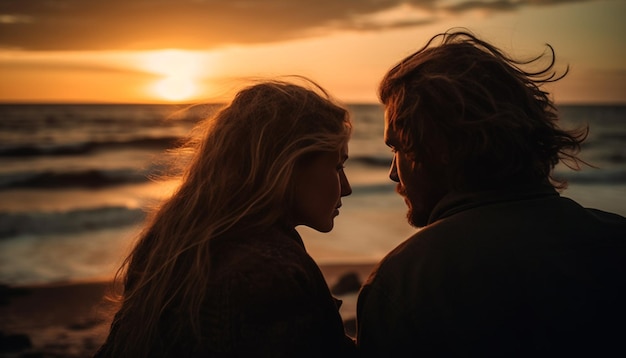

left=95, top=78, right=355, bottom=357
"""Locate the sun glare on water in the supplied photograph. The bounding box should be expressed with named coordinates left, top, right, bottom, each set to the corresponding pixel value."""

left=141, top=49, right=210, bottom=102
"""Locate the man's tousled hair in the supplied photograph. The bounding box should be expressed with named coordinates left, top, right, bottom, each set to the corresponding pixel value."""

left=380, top=29, right=588, bottom=191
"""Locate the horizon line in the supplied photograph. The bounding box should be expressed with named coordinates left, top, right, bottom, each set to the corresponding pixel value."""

left=1, top=100, right=625, bottom=107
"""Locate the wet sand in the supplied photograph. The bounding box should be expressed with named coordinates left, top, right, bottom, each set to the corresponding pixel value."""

left=0, top=262, right=375, bottom=357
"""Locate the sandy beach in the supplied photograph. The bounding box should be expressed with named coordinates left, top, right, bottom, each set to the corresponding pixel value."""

left=0, top=262, right=375, bottom=357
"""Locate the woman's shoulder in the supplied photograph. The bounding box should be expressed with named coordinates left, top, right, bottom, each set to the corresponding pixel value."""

left=211, top=225, right=318, bottom=285
left=206, top=226, right=328, bottom=314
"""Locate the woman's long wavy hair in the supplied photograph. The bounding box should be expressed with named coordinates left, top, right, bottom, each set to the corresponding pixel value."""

left=380, top=29, right=588, bottom=191
left=102, top=77, right=351, bottom=357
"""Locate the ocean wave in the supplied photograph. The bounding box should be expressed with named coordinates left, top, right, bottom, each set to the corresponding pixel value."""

left=0, top=185, right=395, bottom=240
left=0, top=206, right=145, bottom=239
left=596, top=132, right=626, bottom=142
left=350, top=155, right=392, bottom=167
left=351, top=183, right=396, bottom=194
left=0, top=136, right=182, bottom=157
left=554, top=168, right=626, bottom=184
left=599, top=153, right=626, bottom=165
left=3, top=164, right=622, bottom=193
left=0, top=169, right=150, bottom=189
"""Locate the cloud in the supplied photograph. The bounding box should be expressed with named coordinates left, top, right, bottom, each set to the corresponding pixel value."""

left=0, top=58, right=153, bottom=76
left=0, top=0, right=593, bottom=51
left=441, top=0, right=591, bottom=14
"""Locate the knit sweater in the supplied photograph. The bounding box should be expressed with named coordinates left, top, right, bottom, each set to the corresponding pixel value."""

left=96, top=224, right=356, bottom=357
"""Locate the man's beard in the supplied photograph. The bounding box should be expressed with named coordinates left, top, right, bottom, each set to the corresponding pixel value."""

left=408, top=208, right=430, bottom=228
left=397, top=184, right=428, bottom=228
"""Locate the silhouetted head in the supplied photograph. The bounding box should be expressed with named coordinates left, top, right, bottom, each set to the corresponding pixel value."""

left=380, top=29, right=586, bottom=227
left=102, top=77, right=352, bottom=358
left=182, top=78, right=352, bottom=233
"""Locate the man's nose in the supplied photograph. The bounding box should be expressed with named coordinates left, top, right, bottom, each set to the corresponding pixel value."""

left=389, top=156, right=399, bottom=182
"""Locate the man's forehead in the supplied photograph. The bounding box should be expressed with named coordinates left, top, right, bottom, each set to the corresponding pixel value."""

left=384, top=107, right=399, bottom=125
left=383, top=109, right=399, bottom=146
left=383, top=108, right=394, bottom=128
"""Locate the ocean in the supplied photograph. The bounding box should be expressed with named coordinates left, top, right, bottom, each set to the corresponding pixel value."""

left=1, top=103, right=625, bottom=286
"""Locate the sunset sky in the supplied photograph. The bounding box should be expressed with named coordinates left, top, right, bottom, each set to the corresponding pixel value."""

left=1, top=0, right=624, bottom=104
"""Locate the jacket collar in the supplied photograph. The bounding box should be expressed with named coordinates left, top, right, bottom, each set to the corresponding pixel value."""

left=428, top=184, right=559, bottom=224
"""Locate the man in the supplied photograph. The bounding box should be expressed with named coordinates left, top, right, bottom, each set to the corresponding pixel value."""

left=356, top=30, right=626, bottom=357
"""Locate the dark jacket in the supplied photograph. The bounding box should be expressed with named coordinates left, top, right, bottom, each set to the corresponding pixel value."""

left=97, top=224, right=355, bottom=357
left=357, top=186, right=626, bottom=357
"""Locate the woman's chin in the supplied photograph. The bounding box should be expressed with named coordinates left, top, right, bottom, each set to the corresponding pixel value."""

left=308, top=220, right=334, bottom=233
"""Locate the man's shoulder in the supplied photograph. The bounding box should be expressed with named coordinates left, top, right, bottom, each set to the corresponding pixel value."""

left=585, top=206, right=626, bottom=225
left=373, top=197, right=626, bottom=276
left=382, top=217, right=469, bottom=256
left=367, top=223, right=451, bottom=279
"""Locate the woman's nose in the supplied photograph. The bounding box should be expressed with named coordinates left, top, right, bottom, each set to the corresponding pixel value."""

left=389, top=156, right=399, bottom=182
left=340, top=170, right=352, bottom=197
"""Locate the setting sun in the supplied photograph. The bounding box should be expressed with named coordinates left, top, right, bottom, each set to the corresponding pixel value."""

left=153, top=76, right=197, bottom=101
left=140, top=49, right=211, bottom=102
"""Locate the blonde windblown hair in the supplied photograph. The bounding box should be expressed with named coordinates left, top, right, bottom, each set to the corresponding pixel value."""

left=103, top=77, right=351, bottom=357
